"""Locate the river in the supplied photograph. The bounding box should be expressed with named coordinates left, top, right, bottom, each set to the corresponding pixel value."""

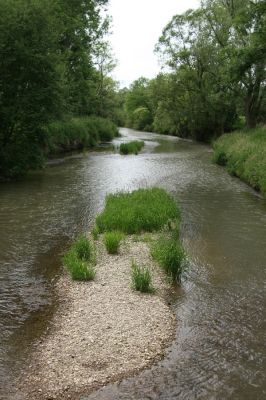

left=0, top=128, right=265, bottom=399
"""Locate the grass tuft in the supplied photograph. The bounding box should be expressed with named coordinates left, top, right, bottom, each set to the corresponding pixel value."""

left=151, top=237, right=186, bottom=282
left=92, top=225, right=99, bottom=240
left=63, top=234, right=96, bottom=281
left=104, top=231, right=124, bottom=254
left=119, top=141, right=145, bottom=155
left=131, top=261, right=154, bottom=293
left=96, top=188, right=180, bottom=234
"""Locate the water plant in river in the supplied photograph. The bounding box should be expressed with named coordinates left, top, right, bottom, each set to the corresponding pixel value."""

left=95, top=188, right=180, bottom=234
left=63, top=235, right=96, bottom=281
left=104, top=231, right=124, bottom=254
left=151, top=237, right=186, bottom=282
left=131, top=261, right=154, bottom=293
left=119, top=140, right=145, bottom=155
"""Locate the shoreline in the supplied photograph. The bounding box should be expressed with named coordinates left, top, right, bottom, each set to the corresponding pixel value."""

left=18, top=235, right=177, bottom=400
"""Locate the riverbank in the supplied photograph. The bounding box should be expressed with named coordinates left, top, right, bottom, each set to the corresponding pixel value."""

left=213, top=127, right=266, bottom=195
left=18, top=235, right=176, bottom=400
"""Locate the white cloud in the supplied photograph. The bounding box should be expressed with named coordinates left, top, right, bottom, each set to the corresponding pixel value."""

left=107, top=0, right=200, bottom=87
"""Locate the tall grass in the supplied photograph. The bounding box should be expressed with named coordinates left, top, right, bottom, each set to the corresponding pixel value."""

left=213, top=127, right=266, bottom=195
left=131, top=261, right=154, bottom=293
left=151, top=237, right=186, bottom=282
left=119, top=141, right=145, bottom=155
left=96, top=188, right=180, bottom=234
left=104, top=231, right=124, bottom=254
left=46, top=116, right=119, bottom=155
left=63, top=234, right=96, bottom=281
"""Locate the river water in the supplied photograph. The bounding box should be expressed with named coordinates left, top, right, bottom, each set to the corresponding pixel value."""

left=0, top=128, right=265, bottom=399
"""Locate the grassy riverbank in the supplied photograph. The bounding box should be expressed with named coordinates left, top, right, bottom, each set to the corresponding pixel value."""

left=213, top=127, right=266, bottom=195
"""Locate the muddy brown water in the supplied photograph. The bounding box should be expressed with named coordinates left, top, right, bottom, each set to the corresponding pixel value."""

left=0, top=128, right=265, bottom=399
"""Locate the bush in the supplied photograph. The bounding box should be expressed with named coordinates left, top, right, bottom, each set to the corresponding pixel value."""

left=46, top=116, right=119, bottom=155
left=96, top=188, right=180, bottom=234
left=119, top=141, right=145, bottom=155
left=213, top=127, right=266, bottom=195
left=131, top=261, right=153, bottom=293
left=63, top=235, right=96, bottom=281
left=104, top=231, right=124, bottom=254
left=151, top=237, right=186, bottom=282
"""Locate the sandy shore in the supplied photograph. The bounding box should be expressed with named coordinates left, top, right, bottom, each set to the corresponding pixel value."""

left=18, top=235, right=176, bottom=400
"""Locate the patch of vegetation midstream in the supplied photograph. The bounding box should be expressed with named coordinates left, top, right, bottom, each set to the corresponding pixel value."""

left=95, top=188, right=186, bottom=286
left=131, top=260, right=154, bottom=293
left=119, top=140, right=145, bottom=155
left=63, top=235, right=96, bottom=281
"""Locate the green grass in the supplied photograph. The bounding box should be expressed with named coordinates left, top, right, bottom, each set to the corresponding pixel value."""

left=63, top=234, right=96, bottom=281
left=131, top=261, right=154, bottom=293
left=46, top=116, right=119, bottom=154
left=213, top=127, right=266, bottom=195
left=96, top=188, right=180, bottom=234
left=119, top=140, right=145, bottom=155
left=92, top=225, right=99, bottom=240
left=151, top=237, right=186, bottom=282
left=104, top=231, right=124, bottom=254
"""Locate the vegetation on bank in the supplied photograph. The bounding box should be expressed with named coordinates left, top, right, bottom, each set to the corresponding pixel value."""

left=119, top=0, right=265, bottom=140
left=213, top=127, right=266, bottom=195
left=119, top=140, right=145, bottom=155
left=63, top=235, right=96, bottom=281
left=94, top=188, right=186, bottom=287
left=0, top=0, right=122, bottom=180
left=46, top=116, right=119, bottom=155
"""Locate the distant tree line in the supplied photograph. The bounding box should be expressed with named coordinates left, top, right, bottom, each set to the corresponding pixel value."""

left=0, top=0, right=121, bottom=179
left=122, top=0, right=266, bottom=141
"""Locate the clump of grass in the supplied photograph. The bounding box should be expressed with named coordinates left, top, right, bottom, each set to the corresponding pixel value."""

left=151, top=237, right=186, bottom=282
left=92, top=225, right=99, bottom=240
left=213, top=127, right=266, bottom=195
left=104, top=231, right=124, bottom=254
left=96, top=188, right=180, bottom=234
left=63, top=234, right=96, bottom=281
left=131, top=261, right=154, bottom=293
left=119, top=140, right=145, bottom=155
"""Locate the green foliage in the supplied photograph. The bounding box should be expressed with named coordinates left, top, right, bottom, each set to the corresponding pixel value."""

left=104, top=231, right=124, bottom=254
left=213, top=127, right=266, bottom=195
left=131, top=261, right=153, bottom=293
left=0, top=0, right=120, bottom=180
left=46, top=116, right=118, bottom=154
left=63, top=251, right=96, bottom=281
left=63, top=235, right=96, bottom=281
left=96, top=188, right=180, bottom=234
left=92, top=225, right=100, bottom=241
left=151, top=237, right=186, bottom=282
left=119, top=141, right=145, bottom=155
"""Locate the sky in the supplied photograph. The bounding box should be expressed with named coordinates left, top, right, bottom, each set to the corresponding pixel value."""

left=107, top=0, right=200, bottom=87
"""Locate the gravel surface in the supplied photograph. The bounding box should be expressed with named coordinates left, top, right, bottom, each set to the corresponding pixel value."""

left=18, top=235, right=176, bottom=400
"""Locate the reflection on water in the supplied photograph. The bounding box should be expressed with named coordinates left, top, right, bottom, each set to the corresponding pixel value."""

left=0, top=128, right=266, bottom=399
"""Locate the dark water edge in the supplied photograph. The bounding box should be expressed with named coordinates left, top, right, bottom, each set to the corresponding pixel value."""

left=0, top=128, right=266, bottom=399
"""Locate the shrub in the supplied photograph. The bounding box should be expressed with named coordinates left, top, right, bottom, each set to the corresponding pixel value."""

left=104, top=231, right=124, bottom=254
left=131, top=261, right=153, bottom=293
left=119, top=141, right=145, bottom=155
left=151, top=237, right=186, bottom=282
left=63, top=235, right=96, bottom=281
left=96, top=188, right=180, bottom=234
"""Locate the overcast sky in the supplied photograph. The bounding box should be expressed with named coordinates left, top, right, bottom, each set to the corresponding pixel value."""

left=107, top=0, right=200, bottom=87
